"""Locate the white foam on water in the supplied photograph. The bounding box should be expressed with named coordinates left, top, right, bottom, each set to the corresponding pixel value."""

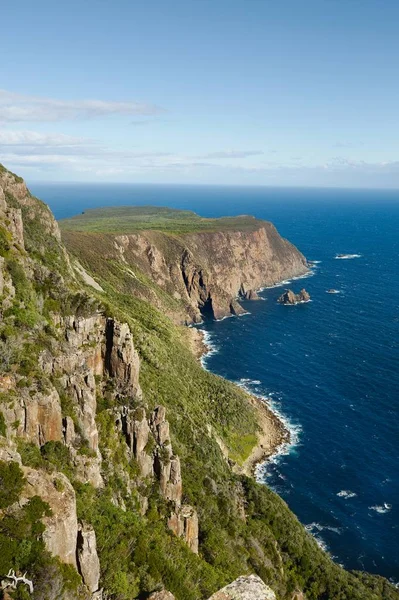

left=258, top=269, right=315, bottom=292
left=199, top=330, right=219, bottom=368
left=239, top=378, right=261, bottom=386
left=337, top=490, right=357, bottom=499
left=369, top=504, right=392, bottom=514
left=335, top=253, right=362, bottom=259
left=305, top=522, right=342, bottom=535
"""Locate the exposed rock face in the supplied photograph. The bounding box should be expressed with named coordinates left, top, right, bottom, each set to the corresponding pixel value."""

left=243, top=289, right=260, bottom=300
left=168, top=504, right=199, bottom=554
left=105, top=319, right=142, bottom=398
left=149, top=591, right=176, bottom=600
left=22, top=468, right=78, bottom=567
left=278, top=288, right=311, bottom=305
left=66, top=223, right=308, bottom=322
left=77, top=522, right=101, bottom=594
left=208, top=574, right=276, bottom=600
left=116, top=404, right=198, bottom=552
left=1, top=388, right=63, bottom=446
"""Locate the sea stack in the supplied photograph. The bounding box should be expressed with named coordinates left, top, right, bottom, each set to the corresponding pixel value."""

left=278, top=288, right=310, bottom=305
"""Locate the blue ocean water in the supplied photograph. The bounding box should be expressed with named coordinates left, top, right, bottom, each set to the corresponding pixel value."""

left=31, top=182, right=399, bottom=582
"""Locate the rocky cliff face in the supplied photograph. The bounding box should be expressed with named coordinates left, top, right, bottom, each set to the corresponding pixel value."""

left=1, top=165, right=396, bottom=600
left=62, top=216, right=308, bottom=323
left=108, top=225, right=308, bottom=321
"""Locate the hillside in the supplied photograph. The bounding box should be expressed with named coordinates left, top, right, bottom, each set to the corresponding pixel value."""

left=60, top=206, right=308, bottom=322
left=0, top=164, right=397, bottom=600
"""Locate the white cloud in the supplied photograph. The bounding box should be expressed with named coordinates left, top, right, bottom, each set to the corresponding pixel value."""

left=0, top=130, right=90, bottom=147
left=196, top=150, right=264, bottom=159
left=0, top=89, right=163, bottom=123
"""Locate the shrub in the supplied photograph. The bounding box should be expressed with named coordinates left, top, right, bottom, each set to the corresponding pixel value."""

left=0, top=461, right=25, bottom=508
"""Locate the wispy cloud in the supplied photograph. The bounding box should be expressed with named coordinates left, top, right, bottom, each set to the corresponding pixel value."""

left=0, top=130, right=90, bottom=147
left=332, top=141, right=364, bottom=149
left=0, top=89, right=163, bottom=123
left=196, top=149, right=264, bottom=159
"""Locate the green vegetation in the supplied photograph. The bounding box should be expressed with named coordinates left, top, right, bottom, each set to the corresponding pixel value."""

left=60, top=205, right=263, bottom=234
left=0, top=165, right=397, bottom=600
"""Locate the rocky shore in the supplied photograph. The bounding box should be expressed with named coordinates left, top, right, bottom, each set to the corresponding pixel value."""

left=194, top=327, right=290, bottom=477
left=240, top=394, right=290, bottom=476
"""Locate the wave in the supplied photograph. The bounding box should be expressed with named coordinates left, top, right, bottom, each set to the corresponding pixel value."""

left=199, top=330, right=219, bottom=368
left=335, top=253, right=362, bottom=260
left=305, top=522, right=342, bottom=535
left=337, top=490, right=357, bottom=499
left=369, top=503, right=392, bottom=514
left=258, top=269, right=316, bottom=292
left=239, top=378, right=261, bottom=386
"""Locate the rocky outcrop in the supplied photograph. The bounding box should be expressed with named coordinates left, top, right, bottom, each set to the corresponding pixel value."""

left=116, top=404, right=199, bottom=553
left=278, top=288, right=310, bottom=305
left=105, top=319, right=142, bottom=399
left=208, top=575, right=276, bottom=600
left=22, top=468, right=78, bottom=567
left=77, top=523, right=101, bottom=594
left=168, top=504, right=199, bottom=553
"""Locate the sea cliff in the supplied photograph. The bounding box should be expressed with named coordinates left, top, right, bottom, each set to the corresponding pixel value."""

left=60, top=206, right=308, bottom=323
left=0, top=164, right=397, bottom=600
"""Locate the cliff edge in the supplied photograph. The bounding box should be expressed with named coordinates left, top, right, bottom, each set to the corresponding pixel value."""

left=0, top=165, right=397, bottom=600
left=60, top=206, right=308, bottom=322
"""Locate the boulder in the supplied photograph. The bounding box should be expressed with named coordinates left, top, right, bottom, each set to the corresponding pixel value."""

left=208, top=574, right=276, bottom=600
left=149, top=591, right=175, bottom=600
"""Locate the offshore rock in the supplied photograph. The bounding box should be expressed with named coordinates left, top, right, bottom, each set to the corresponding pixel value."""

left=278, top=288, right=310, bottom=305
left=77, top=522, right=101, bottom=594
left=208, top=574, right=276, bottom=600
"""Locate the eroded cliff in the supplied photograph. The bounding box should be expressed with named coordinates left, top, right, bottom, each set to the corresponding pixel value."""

left=61, top=207, right=308, bottom=322
left=0, top=165, right=397, bottom=600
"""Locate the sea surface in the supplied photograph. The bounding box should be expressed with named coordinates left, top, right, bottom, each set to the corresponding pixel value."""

left=31, top=182, right=399, bottom=582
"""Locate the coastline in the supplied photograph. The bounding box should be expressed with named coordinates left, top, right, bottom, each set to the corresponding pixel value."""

left=187, top=267, right=315, bottom=476
left=188, top=269, right=315, bottom=475
left=240, top=393, right=290, bottom=476
left=191, top=326, right=291, bottom=477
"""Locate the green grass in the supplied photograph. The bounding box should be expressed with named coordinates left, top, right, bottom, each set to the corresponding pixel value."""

left=1, top=164, right=398, bottom=600
left=59, top=205, right=264, bottom=234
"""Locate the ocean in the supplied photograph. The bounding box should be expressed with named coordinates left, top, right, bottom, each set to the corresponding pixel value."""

left=31, top=182, right=399, bottom=582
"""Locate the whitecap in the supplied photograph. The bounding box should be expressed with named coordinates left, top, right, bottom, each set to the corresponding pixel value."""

left=369, top=504, right=392, bottom=514
left=334, top=253, right=362, bottom=260
left=239, top=378, right=261, bottom=386
left=337, top=490, right=357, bottom=499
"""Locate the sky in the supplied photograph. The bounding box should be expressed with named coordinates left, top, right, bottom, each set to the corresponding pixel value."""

left=1, top=0, right=399, bottom=187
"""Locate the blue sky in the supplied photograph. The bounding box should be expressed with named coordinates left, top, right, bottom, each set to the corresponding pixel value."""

left=1, top=0, right=399, bottom=187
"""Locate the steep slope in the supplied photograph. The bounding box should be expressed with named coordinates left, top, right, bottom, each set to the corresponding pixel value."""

left=0, top=164, right=398, bottom=600
left=60, top=206, right=308, bottom=322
